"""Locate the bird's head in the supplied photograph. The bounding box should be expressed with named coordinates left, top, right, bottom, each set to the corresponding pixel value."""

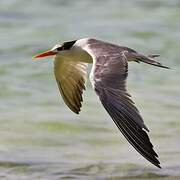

left=32, top=40, right=77, bottom=59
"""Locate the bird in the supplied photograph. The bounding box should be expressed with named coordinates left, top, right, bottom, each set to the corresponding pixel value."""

left=33, top=38, right=169, bottom=168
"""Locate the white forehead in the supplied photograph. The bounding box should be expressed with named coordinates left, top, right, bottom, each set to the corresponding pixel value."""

left=51, top=44, right=61, bottom=51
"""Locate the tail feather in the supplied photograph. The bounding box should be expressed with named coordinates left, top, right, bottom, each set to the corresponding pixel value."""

left=126, top=52, right=170, bottom=69
left=148, top=54, right=160, bottom=58
left=138, top=55, right=170, bottom=69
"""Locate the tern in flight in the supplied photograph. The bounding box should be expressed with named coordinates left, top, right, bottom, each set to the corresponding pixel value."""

left=33, top=38, right=169, bottom=168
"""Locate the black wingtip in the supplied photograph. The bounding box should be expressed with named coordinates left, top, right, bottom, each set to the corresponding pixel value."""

left=72, top=109, right=80, bottom=114
left=160, top=65, right=170, bottom=69
left=155, top=163, right=162, bottom=169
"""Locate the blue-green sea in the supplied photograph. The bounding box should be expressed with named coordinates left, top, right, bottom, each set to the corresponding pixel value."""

left=0, top=0, right=180, bottom=179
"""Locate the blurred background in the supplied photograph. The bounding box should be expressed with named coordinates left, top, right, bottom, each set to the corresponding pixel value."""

left=0, top=0, right=180, bottom=179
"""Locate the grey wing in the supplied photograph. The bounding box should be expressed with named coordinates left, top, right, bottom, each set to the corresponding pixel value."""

left=54, top=56, right=87, bottom=114
left=89, top=48, right=161, bottom=168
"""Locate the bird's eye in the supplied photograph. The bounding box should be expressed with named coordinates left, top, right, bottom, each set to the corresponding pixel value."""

left=56, top=47, right=62, bottom=51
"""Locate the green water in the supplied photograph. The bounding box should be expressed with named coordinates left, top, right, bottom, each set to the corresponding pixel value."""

left=0, top=0, right=180, bottom=179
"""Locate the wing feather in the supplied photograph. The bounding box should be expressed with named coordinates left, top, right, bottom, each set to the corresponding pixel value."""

left=54, top=56, right=88, bottom=114
left=85, top=39, right=161, bottom=168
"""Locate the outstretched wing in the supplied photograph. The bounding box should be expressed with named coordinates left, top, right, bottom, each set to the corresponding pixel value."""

left=54, top=56, right=87, bottom=114
left=86, top=40, right=161, bottom=168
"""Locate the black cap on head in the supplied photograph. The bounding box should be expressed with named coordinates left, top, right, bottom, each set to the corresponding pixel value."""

left=57, top=40, right=77, bottom=51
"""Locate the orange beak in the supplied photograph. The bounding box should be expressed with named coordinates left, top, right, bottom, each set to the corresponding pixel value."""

left=32, top=50, right=57, bottom=59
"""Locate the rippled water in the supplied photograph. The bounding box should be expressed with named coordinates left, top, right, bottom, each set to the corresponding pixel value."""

left=0, top=0, right=180, bottom=179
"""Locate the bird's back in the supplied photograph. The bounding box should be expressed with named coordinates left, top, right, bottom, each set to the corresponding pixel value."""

left=84, top=38, right=136, bottom=57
